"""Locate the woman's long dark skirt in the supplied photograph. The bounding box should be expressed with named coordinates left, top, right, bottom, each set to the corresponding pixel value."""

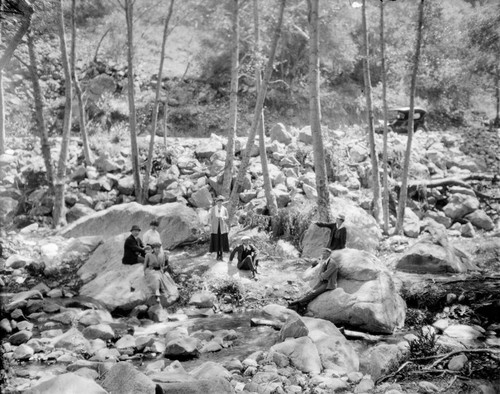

left=209, top=224, right=229, bottom=255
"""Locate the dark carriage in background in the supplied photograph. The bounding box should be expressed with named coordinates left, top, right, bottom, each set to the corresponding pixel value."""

left=376, top=107, right=428, bottom=134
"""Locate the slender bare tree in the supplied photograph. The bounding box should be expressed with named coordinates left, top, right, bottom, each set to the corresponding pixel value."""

left=0, top=0, right=34, bottom=154
left=124, top=0, right=142, bottom=202
left=0, top=0, right=33, bottom=71
left=395, top=0, right=425, bottom=234
left=254, top=0, right=277, bottom=216
left=308, top=0, right=330, bottom=222
left=0, top=9, right=4, bottom=156
left=27, top=31, right=54, bottom=188
left=222, top=0, right=240, bottom=198
left=71, top=0, right=92, bottom=166
left=142, top=0, right=175, bottom=202
left=380, top=0, right=390, bottom=234
left=53, top=0, right=74, bottom=227
left=228, top=0, right=286, bottom=220
left=361, top=0, right=382, bottom=224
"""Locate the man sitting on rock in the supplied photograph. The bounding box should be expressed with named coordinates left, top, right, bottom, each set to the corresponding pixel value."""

left=229, top=236, right=259, bottom=279
left=289, top=251, right=340, bottom=310
left=314, top=214, right=347, bottom=251
left=122, top=225, right=146, bottom=265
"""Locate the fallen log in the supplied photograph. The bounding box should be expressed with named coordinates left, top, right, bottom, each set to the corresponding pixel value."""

left=250, top=318, right=283, bottom=330
left=428, top=348, right=500, bottom=369
left=342, top=329, right=381, bottom=342
left=395, top=173, right=500, bottom=201
left=408, top=173, right=499, bottom=188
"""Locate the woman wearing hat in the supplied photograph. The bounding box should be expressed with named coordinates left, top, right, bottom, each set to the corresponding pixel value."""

left=122, top=225, right=146, bottom=265
left=143, top=242, right=178, bottom=305
left=209, top=196, right=230, bottom=261
left=143, top=219, right=164, bottom=253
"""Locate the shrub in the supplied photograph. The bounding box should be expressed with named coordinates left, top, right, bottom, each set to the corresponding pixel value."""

left=207, top=277, right=245, bottom=306
left=409, top=327, right=441, bottom=359
left=271, top=207, right=314, bottom=251
left=400, top=282, right=447, bottom=311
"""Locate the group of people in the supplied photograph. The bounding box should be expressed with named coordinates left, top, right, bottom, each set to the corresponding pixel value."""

left=122, top=220, right=177, bottom=305
left=289, top=213, right=346, bottom=310
left=122, top=194, right=348, bottom=310
left=209, top=196, right=260, bottom=278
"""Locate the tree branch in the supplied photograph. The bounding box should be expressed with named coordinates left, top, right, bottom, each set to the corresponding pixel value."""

left=0, top=0, right=33, bottom=71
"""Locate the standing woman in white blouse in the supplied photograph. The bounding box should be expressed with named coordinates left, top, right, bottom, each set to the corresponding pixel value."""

left=209, top=196, right=230, bottom=260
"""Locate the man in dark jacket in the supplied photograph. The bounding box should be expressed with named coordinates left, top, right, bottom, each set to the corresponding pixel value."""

left=229, top=236, right=259, bottom=279
left=314, top=214, right=347, bottom=252
left=122, top=225, right=146, bottom=265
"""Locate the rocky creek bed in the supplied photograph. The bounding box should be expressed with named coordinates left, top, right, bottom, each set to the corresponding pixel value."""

left=1, top=126, right=500, bottom=393
left=1, top=232, right=500, bottom=394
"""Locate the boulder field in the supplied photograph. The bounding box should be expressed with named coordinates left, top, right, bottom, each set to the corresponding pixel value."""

left=1, top=127, right=500, bottom=393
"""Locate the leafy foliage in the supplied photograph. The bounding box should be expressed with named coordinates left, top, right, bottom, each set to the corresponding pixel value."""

left=207, top=276, right=246, bottom=306
left=271, top=206, right=314, bottom=251
left=401, top=281, right=447, bottom=312
left=408, top=327, right=442, bottom=359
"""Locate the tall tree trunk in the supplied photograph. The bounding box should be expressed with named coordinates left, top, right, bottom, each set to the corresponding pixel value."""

left=0, top=0, right=33, bottom=71
left=362, top=0, right=382, bottom=224
left=0, top=10, right=4, bottom=155
left=53, top=0, right=74, bottom=228
left=380, top=0, right=390, bottom=234
left=495, top=62, right=500, bottom=126
left=71, top=0, right=92, bottom=166
left=142, top=0, right=175, bottom=202
left=27, top=32, right=54, bottom=188
left=395, top=0, right=425, bottom=235
left=162, top=101, right=168, bottom=147
left=228, top=0, right=286, bottom=220
left=0, top=69, right=4, bottom=156
left=309, top=0, right=330, bottom=222
left=125, top=0, right=142, bottom=202
left=254, top=0, right=277, bottom=216
left=222, top=0, right=239, bottom=198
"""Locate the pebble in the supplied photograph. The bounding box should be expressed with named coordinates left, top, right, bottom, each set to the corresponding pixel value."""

left=419, top=380, right=440, bottom=392
left=448, top=354, right=468, bottom=371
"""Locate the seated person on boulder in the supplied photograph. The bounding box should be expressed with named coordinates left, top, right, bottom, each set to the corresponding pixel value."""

left=143, top=219, right=164, bottom=251
left=289, top=251, right=340, bottom=309
left=229, top=236, right=259, bottom=279
left=314, top=214, right=347, bottom=251
left=122, top=225, right=146, bottom=265
left=143, top=242, right=178, bottom=305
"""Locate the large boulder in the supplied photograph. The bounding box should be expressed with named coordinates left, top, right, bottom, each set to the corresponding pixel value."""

left=102, top=362, right=157, bottom=394
left=465, top=210, right=494, bottom=231
left=157, top=378, right=235, bottom=394
left=302, top=198, right=382, bottom=257
left=396, top=232, right=475, bottom=274
left=77, top=233, right=160, bottom=311
left=195, top=139, right=223, bottom=159
left=304, top=249, right=406, bottom=334
left=0, top=196, right=18, bottom=226
left=59, top=202, right=200, bottom=249
left=403, top=208, right=420, bottom=238
left=302, top=317, right=359, bottom=373
left=270, top=123, right=292, bottom=145
left=24, top=373, right=107, bottom=394
left=360, top=343, right=407, bottom=380
left=270, top=336, right=322, bottom=374
left=443, top=193, right=480, bottom=220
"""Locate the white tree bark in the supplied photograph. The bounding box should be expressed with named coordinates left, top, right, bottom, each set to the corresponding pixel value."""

left=395, top=0, right=425, bottom=234
left=222, top=0, right=240, bottom=198
left=309, top=0, right=330, bottom=222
